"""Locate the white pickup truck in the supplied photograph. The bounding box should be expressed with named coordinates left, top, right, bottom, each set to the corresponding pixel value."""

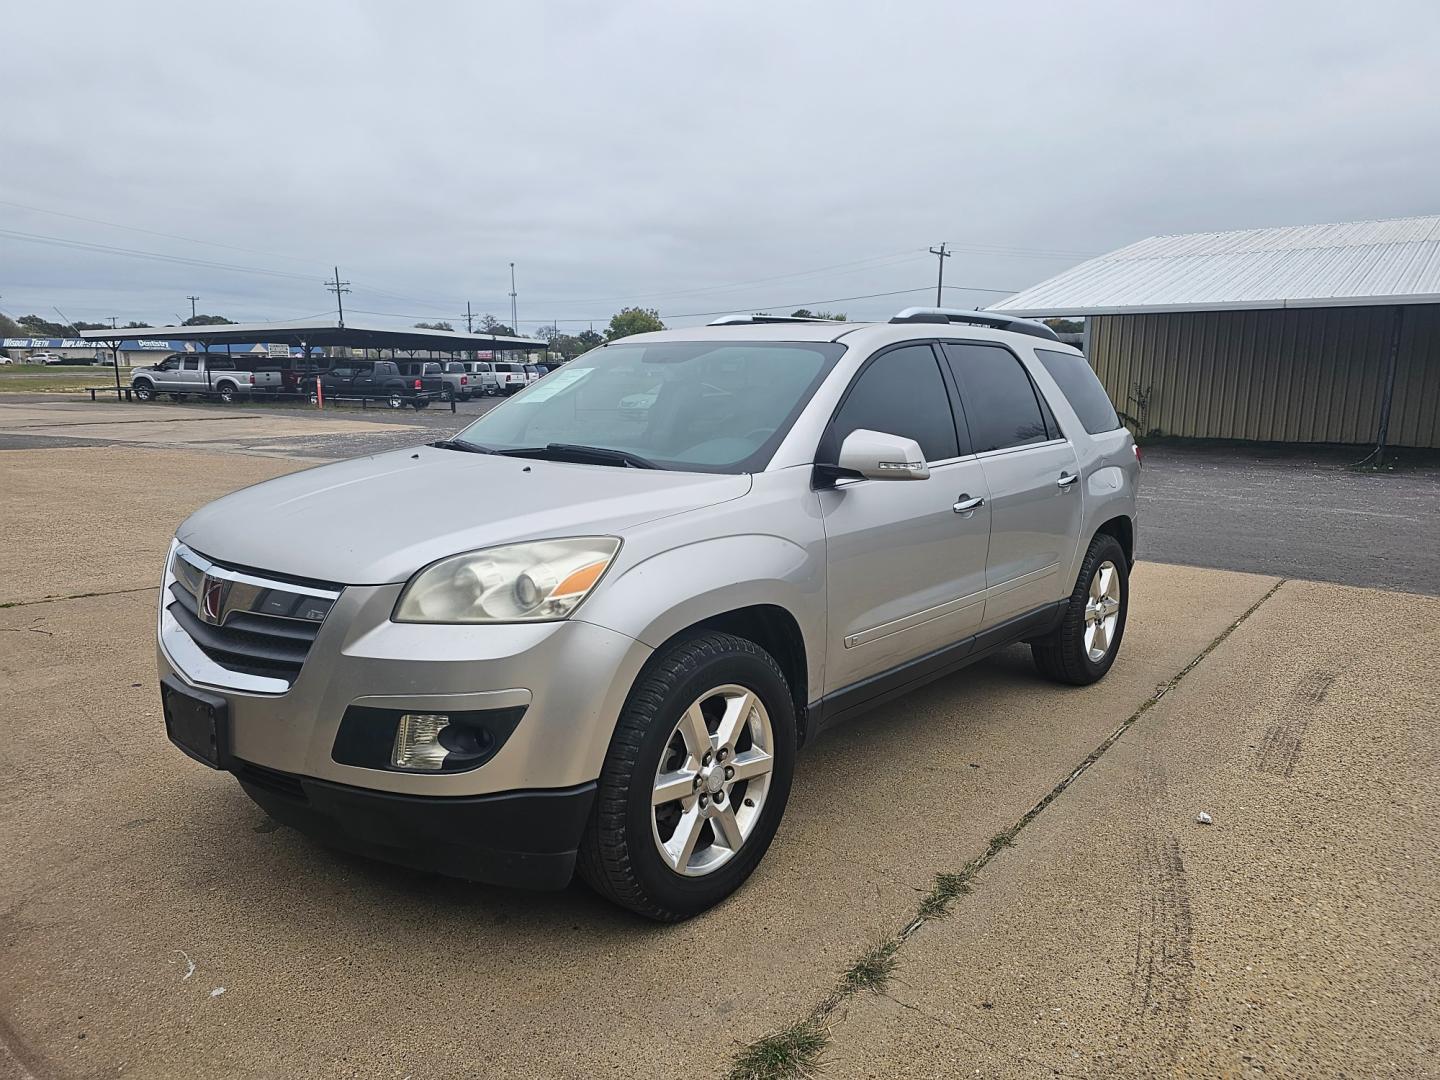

left=130, top=355, right=282, bottom=403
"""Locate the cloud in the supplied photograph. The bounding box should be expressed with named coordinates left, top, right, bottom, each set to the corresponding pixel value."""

left=4, top=0, right=1438, bottom=329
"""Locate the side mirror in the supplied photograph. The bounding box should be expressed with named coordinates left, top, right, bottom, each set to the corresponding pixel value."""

left=836, top=428, right=930, bottom=481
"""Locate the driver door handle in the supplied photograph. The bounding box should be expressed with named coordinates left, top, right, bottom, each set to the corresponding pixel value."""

left=953, top=495, right=985, bottom=513
left=1057, top=472, right=1078, bottom=488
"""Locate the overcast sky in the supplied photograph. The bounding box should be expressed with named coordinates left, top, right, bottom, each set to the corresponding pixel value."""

left=5, top=0, right=1439, bottom=334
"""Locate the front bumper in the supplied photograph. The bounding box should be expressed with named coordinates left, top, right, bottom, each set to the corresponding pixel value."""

left=234, top=758, right=596, bottom=889
left=157, top=545, right=654, bottom=802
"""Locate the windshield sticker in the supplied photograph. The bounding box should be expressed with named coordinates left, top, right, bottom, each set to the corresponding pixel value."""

left=521, top=367, right=593, bottom=401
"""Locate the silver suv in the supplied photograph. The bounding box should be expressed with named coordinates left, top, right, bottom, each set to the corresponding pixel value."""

left=158, top=309, right=1138, bottom=920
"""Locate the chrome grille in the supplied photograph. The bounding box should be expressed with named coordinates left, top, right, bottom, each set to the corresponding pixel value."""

left=165, top=544, right=341, bottom=689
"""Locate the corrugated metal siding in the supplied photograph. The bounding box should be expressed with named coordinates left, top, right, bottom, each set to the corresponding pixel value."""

left=990, top=215, right=1440, bottom=316
left=1088, top=305, right=1440, bottom=449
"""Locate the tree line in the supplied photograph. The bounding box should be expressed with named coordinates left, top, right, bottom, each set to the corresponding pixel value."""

left=0, top=312, right=236, bottom=337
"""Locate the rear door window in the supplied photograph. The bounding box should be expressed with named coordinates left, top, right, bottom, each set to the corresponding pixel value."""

left=832, top=344, right=959, bottom=462
left=941, top=343, right=1051, bottom=453
left=1035, top=349, right=1120, bottom=435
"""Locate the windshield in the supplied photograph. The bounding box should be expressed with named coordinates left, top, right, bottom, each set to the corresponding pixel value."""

left=454, top=340, right=844, bottom=472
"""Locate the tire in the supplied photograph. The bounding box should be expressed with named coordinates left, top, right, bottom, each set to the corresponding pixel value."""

left=578, top=631, right=796, bottom=921
left=387, top=393, right=405, bottom=410
left=308, top=392, right=319, bottom=405
left=1031, top=533, right=1129, bottom=686
left=216, top=383, right=237, bottom=404
left=441, top=385, right=454, bottom=402
left=132, top=381, right=155, bottom=402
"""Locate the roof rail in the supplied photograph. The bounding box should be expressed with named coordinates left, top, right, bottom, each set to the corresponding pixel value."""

left=889, top=307, right=1059, bottom=342
left=707, top=314, right=841, bottom=326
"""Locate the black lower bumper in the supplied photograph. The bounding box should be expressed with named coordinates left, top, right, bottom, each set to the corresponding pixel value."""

left=233, top=759, right=596, bottom=890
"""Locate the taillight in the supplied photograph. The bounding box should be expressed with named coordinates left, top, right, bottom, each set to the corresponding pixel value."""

left=248, top=373, right=255, bottom=384
left=460, top=375, right=468, bottom=384
left=413, top=379, right=422, bottom=390
left=1133, top=443, right=1143, bottom=465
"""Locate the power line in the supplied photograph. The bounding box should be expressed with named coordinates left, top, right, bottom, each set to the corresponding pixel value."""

left=0, top=227, right=318, bottom=282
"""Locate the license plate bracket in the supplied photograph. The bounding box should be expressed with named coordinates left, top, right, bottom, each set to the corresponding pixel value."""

left=162, top=675, right=231, bottom=770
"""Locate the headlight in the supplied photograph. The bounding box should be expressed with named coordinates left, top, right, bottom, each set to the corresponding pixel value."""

left=393, top=537, right=620, bottom=623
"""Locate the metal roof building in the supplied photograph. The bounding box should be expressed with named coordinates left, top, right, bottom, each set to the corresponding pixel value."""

left=988, top=216, right=1440, bottom=451
left=76, top=319, right=545, bottom=355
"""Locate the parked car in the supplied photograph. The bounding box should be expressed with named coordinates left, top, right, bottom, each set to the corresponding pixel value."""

left=306, top=359, right=442, bottom=409
left=396, top=360, right=470, bottom=402
left=442, top=362, right=475, bottom=400
left=456, top=361, right=502, bottom=396
left=0, top=353, right=13, bottom=365
left=156, top=308, right=1138, bottom=921
left=131, top=355, right=282, bottom=403
left=265, top=355, right=332, bottom=395
left=491, top=360, right=529, bottom=394
left=31, top=352, right=65, bottom=365
left=524, top=363, right=547, bottom=384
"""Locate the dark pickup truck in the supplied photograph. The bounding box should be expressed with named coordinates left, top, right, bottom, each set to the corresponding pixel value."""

left=306, top=360, right=443, bottom=409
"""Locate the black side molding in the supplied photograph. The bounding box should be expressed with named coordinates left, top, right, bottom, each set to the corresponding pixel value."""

left=813, top=600, right=1066, bottom=733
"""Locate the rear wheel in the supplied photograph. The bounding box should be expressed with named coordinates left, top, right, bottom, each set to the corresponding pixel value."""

left=579, top=632, right=796, bottom=921
left=216, top=383, right=237, bottom=404
left=1031, top=533, right=1129, bottom=685
left=387, top=393, right=405, bottom=410
left=441, top=385, right=454, bottom=402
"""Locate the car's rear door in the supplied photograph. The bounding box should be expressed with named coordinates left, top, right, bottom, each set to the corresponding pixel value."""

left=818, top=343, right=992, bottom=701
left=940, top=341, right=1082, bottom=627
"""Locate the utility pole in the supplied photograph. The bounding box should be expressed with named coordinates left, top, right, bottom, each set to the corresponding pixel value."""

left=109, top=316, right=117, bottom=329
left=186, top=295, right=200, bottom=321
left=509, top=262, right=517, bottom=331
left=465, top=301, right=474, bottom=334
left=928, top=243, right=951, bottom=307
left=325, top=267, right=351, bottom=328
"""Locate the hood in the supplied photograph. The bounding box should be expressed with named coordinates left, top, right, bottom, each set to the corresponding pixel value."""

left=177, top=445, right=751, bottom=584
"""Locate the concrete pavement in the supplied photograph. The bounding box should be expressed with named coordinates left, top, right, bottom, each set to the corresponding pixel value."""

left=819, top=578, right=1439, bottom=1078
left=1, top=429, right=1435, bottom=1079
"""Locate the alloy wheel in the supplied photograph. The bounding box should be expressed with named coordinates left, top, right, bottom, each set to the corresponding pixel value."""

left=651, top=684, right=775, bottom=877
left=1084, top=560, right=1122, bottom=662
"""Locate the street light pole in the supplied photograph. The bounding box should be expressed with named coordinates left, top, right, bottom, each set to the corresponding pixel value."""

left=509, top=263, right=517, bottom=331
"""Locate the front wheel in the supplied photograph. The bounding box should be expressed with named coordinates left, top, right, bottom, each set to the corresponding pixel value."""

left=579, top=632, right=796, bottom=921
left=132, top=381, right=155, bottom=402
left=1031, top=532, right=1129, bottom=685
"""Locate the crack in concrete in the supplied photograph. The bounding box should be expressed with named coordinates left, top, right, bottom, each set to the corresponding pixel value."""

left=0, top=585, right=158, bottom=610
left=726, top=577, right=1288, bottom=1080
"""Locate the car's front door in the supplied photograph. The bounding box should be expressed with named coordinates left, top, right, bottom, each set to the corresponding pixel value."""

left=818, top=343, right=992, bottom=699
left=941, top=341, right=1082, bottom=626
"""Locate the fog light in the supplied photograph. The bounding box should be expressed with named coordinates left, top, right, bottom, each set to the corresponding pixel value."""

left=391, top=713, right=450, bottom=771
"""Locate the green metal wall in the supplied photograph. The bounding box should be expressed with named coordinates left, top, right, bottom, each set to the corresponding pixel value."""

left=1087, top=305, right=1440, bottom=449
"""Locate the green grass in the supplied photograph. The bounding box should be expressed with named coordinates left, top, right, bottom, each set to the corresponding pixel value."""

left=0, top=364, right=135, bottom=393
left=839, top=939, right=900, bottom=995
left=728, top=1019, right=827, bottom=1080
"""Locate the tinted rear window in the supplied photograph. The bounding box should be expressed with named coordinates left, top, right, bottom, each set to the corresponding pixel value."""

left=941, top=342, right=1050, bottom=453
left=1035, top=349, right=1120, bottom=435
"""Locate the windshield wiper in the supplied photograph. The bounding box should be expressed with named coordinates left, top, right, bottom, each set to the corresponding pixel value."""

left=428, top=439, right=493, bottom=454
left=496, top=443, right=662, bottom=469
